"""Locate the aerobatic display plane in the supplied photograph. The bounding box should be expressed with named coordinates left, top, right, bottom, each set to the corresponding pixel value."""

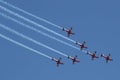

left=68, top=55, right=80, bottom=64
left=51, top=57, right=64, bottom=67
left=76, top=41, right=88, bottom=50
left=101, top=53, right=113, bottom=63
left=62, top=27, right=75, bottom=37
left=87, top=51, right=99, bottom=60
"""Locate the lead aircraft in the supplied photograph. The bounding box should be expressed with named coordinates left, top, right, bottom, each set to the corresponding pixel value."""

left=101, top=53, right=113, bottom=63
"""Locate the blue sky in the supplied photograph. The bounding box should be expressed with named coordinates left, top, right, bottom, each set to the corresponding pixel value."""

left=0, top=0, right=120, bottom=80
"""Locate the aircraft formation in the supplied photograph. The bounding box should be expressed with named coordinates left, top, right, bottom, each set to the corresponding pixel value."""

left=52, top=27, right=113, bottom=67
left=0, top=0, right=113, bottom=67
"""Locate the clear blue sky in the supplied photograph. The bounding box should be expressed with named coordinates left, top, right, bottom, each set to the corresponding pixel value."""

left=0, top=0, right=120, bottom=80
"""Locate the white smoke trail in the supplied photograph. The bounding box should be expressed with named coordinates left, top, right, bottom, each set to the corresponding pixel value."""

left=0, top=5, right=76, bottom=43
left=82, top=50, right=87, bottom=53
left=0, top=12, right=80, bottom=50
left=0, top=33, right=52, bottom=59
left=0, top=24, right=68, bottom=57
left=0, top=0, right=62, bottom=29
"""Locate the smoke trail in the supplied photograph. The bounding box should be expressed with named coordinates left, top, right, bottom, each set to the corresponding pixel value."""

left=0, top=0, right=62, bottom=29
left=82, top=50, right=87, bottom=53
left=0, top=5, right=76, bottom=43
left=0, top=24, right=68, bottom=57
left=0, top=12, right=80, bottom=50
left=0, top=33, right=52, bottom=59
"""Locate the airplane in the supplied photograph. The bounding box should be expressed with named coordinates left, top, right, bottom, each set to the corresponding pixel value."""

left=62, top=27, right=75, bottom=37
left=68, top=55, right=80, bottom=64
left=87, top=51, right=99, bottom=60
left=101, top=53, right=113, bottom=63
left=76, top=41, right=88, bottom=50
left=51, top=57, right=64, bottom=67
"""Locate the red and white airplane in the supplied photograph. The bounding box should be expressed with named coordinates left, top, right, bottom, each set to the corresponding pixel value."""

left=62, top=27, right=75, bottom=37
left=101, top=53, right=113, bottom=63
left=76, top=41, right=88, bottom=50
left=68, top=55, right=80, bottom=64
left=87, top=51, right=99, bottom=60
left=52, top=57, right=64, bottom=67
